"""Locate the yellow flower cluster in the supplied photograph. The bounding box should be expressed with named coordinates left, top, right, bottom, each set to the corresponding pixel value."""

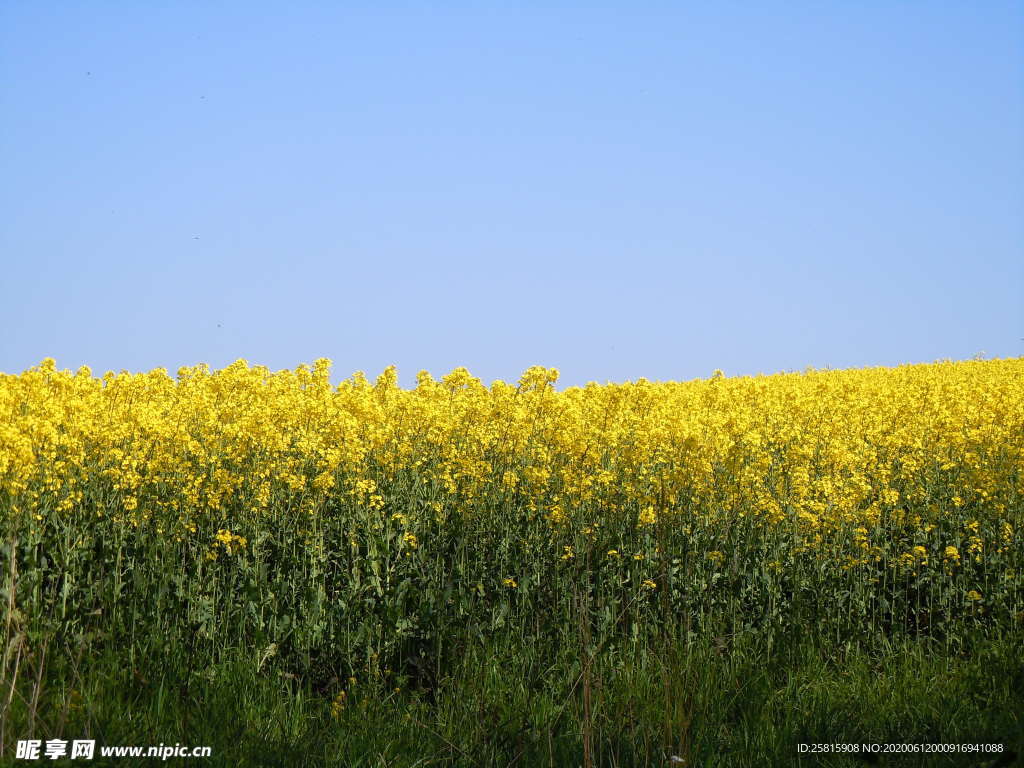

left=207, top=528, right=247, bottom=560
left=330, top=690, right=347, bottom=719
left=1, top=357, right=1021, bottom=573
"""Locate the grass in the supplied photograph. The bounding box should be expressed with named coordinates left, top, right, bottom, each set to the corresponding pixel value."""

left=5, top=628, right=1022, bottom=767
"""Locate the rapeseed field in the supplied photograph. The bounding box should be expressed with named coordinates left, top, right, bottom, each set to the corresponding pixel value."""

left=2, top=358, right=1022, bottom=766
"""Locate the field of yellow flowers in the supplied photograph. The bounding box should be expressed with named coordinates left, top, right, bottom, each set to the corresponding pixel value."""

left=2, top=357, right=1022, bottom=766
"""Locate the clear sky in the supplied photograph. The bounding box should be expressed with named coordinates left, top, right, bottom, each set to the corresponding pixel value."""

left=2, top=2, right=1022, bottom=387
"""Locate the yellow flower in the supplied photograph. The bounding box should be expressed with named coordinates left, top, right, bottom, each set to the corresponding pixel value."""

left=641, top=579, right=656, bottom=590
left=966, top=590, right=982, bottom=602
left=502, top=577, right=517, bottom=588
left=637, top=506, right=657, bottom=527
left=330, top=690, right=347, bottom=719
left=212, top=529, right=247, bottom=556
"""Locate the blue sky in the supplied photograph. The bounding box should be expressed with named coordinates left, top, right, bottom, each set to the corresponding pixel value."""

left=2, top=2, right=1021, bottom=387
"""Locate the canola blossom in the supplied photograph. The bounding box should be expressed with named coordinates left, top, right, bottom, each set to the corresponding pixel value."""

left=1, top=357, right=1022, bottom=679
left=3, top=357, right=1021, bottom=537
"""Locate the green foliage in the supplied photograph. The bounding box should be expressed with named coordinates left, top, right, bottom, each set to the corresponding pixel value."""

left=1, top=474, right=1022, bottom=765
